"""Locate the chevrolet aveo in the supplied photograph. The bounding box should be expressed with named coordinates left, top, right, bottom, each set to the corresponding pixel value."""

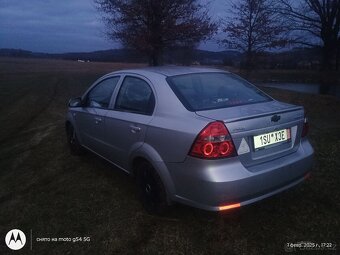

left=66, top=67, right=314, bottom=214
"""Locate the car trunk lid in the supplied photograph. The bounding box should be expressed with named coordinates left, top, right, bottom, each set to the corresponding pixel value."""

left=195, top=101, right=305, bottom=170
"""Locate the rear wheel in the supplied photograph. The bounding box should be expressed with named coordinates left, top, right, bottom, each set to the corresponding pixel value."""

left=135, top=161, right=169, bottom=215
left=66, top=123, right=84, bottom=155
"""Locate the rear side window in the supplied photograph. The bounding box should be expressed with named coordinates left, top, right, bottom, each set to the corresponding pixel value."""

left=115, top=76, right=155, bottom=115
left=167, top=73, right=272, bottom=111
left=86, top=77, right=120, bottom=108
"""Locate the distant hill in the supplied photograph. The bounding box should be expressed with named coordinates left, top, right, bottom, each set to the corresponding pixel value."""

left=0, top=48, right=241, bottom=65
left=0, top=47, right=322, bottom=68
left=0, top=48, right=33, bottom=57
left=0, top=48, right=145, bottom=62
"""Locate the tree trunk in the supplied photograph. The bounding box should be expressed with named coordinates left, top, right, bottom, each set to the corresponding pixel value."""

left=149, top=54, right=158, bottom=66
left=321, top=38, right=335, bottom=71
left=245, top=50, right=253, bottom=70
left=148, top=47, right=163, bottom=66
left=336, top=41, right=340, bottom=71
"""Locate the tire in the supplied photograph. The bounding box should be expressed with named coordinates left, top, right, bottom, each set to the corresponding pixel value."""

left=135, top=161, right=169, bottom=215
left=66, top=123, right=84, bottom=155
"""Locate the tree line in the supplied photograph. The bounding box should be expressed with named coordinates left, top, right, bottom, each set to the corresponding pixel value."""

left=96, top=0, right=340, bottom=70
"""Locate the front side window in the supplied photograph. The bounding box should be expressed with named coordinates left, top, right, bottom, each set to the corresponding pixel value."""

left=86, top=77, right=120, bottom=108
left=115, top=76, right=155, bottom=115
left=167, top=73, right=272, bottom=111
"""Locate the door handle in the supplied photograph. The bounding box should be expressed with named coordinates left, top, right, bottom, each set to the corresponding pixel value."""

left=94, top=117, right=103, bottom=124
left=130, top=125, right=141, bottom=133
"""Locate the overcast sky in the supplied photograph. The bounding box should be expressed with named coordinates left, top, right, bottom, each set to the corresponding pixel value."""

left=0, top=0, right=227, bottom=53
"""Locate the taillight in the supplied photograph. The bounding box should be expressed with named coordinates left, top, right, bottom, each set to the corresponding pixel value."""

left=189, top=121, right=237, bottom=159
left=302, top=116, right=309, bottom=137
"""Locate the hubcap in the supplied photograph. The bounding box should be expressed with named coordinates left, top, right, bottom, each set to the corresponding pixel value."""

left=69, top=129, right=76, bottom=144
left=145, top=183, right=152, bottom=193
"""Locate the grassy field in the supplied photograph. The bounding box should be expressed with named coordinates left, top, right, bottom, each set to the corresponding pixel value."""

left=238, top=69, right=340, bottom=85
left=0, top=58, right=339, bottom=255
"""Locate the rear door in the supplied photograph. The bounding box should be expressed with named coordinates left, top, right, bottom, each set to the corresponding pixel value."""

left=75, top=76, right=120, bottom=156
left=104, top=75, right=155, bottom=170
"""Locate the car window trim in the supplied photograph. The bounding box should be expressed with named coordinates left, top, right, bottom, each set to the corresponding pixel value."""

left=113, top=75, right=156, bottom=116
left=83, top=75, right=121, bottom=109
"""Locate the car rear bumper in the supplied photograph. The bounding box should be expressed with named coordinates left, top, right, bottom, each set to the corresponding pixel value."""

left=166, top=139, right=314, bottom=211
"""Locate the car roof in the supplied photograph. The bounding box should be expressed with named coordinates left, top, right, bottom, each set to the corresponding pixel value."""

left=108, top=66, right=229, bottom=77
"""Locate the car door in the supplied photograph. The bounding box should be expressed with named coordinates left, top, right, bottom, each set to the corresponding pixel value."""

left=75, top=76, right=121, bottom=156
left=104, top=75, right=155, bottom=170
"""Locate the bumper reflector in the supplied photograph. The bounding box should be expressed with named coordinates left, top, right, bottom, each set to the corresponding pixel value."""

left=304, top=172, right=311, bottom=180
left=218, top=203, right=241, bottom=211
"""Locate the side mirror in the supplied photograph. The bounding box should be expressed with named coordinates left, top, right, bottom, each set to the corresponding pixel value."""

left=68, top=97, right=83, bottom=108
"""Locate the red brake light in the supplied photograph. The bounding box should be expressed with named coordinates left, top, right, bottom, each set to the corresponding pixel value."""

left=189, top=121, right=237, bottom=159
left=302, top=117, right=309, bottom=137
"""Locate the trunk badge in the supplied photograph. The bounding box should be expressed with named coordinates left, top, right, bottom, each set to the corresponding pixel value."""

left=271, top=115, right=281, bottom=122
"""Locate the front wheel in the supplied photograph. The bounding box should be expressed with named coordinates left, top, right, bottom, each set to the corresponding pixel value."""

left=135, top=161, right=169, bottom=215
left=66, top=123, right=84, bottom=155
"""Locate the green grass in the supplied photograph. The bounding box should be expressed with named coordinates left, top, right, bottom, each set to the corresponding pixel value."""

left=0, top=58, right=339, bottom=255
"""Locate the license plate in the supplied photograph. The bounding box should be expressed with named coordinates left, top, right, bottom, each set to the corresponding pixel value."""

left=253, top=129, right=291, bottom=150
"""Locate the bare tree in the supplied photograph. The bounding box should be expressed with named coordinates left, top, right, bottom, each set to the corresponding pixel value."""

left=95, top=0, right=216, bottom=66
left=279, top=0, right=340, bottom=70
left=221, top=0, right=288, bottom=69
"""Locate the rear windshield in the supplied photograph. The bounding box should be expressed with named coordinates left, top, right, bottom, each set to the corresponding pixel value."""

left=167, top=73, right=272, bottom=111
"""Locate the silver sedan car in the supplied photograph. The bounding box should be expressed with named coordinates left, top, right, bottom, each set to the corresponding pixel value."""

left=66, top=67, right=314, bottom=214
